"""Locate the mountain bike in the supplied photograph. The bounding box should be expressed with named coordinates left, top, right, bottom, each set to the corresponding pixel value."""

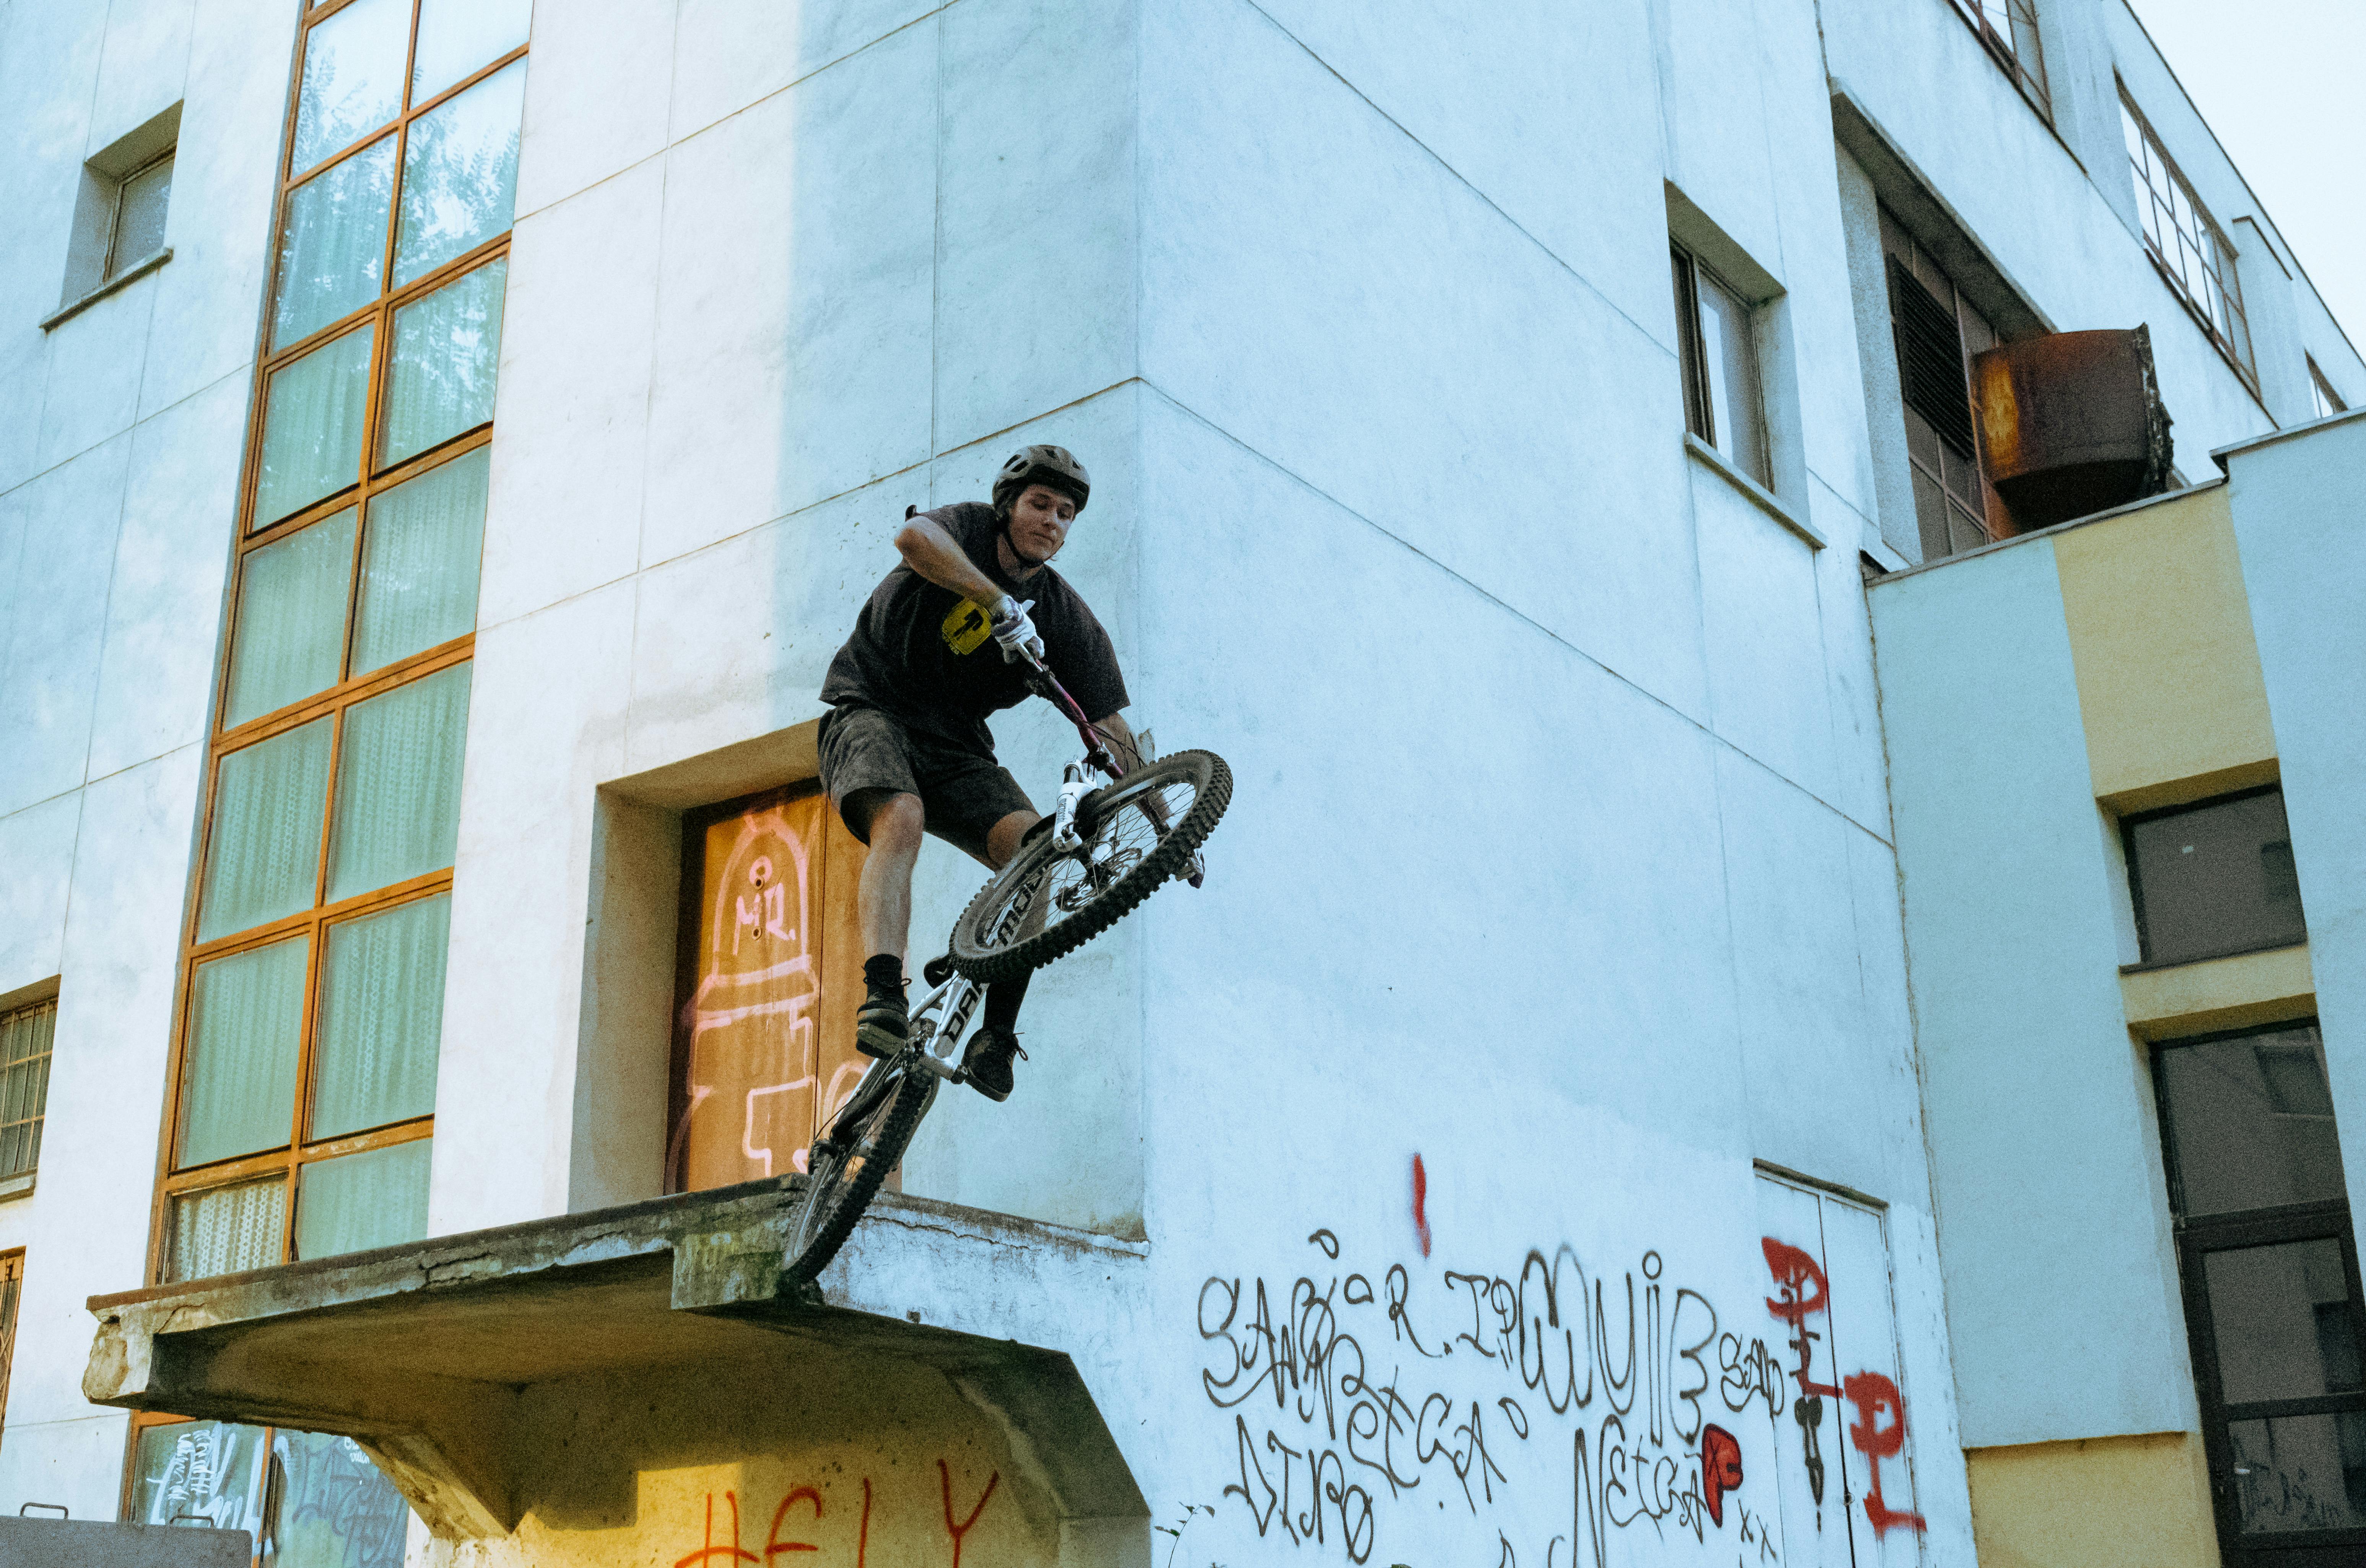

left=781, top=650, right=1229, bottom=1283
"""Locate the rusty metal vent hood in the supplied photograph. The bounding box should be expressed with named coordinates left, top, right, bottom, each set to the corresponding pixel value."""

left=1972, top=326, right=2175, bottom=529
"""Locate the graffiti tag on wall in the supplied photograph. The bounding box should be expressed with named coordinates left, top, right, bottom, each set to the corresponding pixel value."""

left=1197, top=1194, right=1928, bottom=1564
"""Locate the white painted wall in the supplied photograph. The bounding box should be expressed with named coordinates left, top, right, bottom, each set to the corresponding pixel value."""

left=1868, top=541, right=2197, bottom=1447
left=0, top=0, right=290, bottom=1516
left=2225, top=413, right=2366, bottom=1216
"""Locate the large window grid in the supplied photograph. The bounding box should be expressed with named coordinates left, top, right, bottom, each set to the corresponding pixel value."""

left=2121, top=88, right=2258, bottom=395
left=0, top=1251, right=21, bottom=1435
left=153, top=0, right=525, bottom=1292
left=1880, top=206, right=2003, bottom=561
left=2155, top=1022, right=2366, bottom=1561
left=1946, top=0, right=2050, bottom=121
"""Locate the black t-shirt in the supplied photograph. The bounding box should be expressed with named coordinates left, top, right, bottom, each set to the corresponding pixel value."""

left=819, top=502, right=1129, bottom=752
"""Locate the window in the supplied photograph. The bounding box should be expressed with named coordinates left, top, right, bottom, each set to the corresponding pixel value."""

left=1671, top=242, right=1770, bottom=486
left=158, top=0, right=527, bottom=1287
left=0, top=1252, right=21, bottom=1433
left=106, top=153, right=175, bottom=283
left=2124, top=787, right=2307, bottom=968
left=124, top=1416, right=412, bottom=1562
left=2309, top=358, right=2348, bottom=421
left=1946, top=0, right=2050, bottom=120
left=2122, top=89, right=2258, bottom=392
left=1880, top=207, right=2002, bottom=560
left=670, top=785, right=870, bottom=1192
left=51, top=106, right=180, bottom=322
left=2154, top=1023, right=2366, bottom=1561
left=0, top=1001, right=55, bottom=1190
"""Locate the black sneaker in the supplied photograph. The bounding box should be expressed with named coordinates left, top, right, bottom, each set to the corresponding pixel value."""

left=961, top=1027, right=1027, bottom=1102
left=855, top=986, right=908, bottom=1059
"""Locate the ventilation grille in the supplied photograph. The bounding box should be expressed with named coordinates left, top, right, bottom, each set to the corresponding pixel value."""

left=1889, top=259, right=1976, bottom=458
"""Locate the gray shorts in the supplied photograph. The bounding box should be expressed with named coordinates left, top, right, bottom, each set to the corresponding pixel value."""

left=817, top=705, right=1034, bottom=864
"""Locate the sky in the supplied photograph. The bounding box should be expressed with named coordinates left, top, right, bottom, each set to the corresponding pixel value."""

left=2124, top=0, right=2366, bottom=354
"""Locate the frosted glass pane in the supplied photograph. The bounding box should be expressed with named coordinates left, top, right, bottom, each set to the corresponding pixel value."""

left=168, top=1177, right=289, bottom=1280
left=223, top=508, right=354, bottom=727
left=326, top=663, right=472, bottom=901
left=179, top=939, right=307, bottom=1167
left=291, top=0, right=408, bottom=176
left=393, top=60, right=524, bottom=284
left=199, top=719, right=333, bottom=940
left=255, top=324, right=374, bottom=527
left=412, top=0, right=529, bottom=102
left=273, top=136, right=394, bottom=349
left=380, top=259, right=506, bottom=466
left=110, top=155, right=173, bottom=276
left=296, top=1139, right=431, bottom=1259
left=274, top=1430, right=415, bottom=1568
left=314, top=894, right=448, bottom=1138
left=132, top=1420, right=270, bottom=1531
left=353, top=447, right=488, bottom=673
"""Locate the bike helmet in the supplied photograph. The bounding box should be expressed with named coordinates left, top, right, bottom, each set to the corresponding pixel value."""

left=991, top=444, right=1090, bottom=514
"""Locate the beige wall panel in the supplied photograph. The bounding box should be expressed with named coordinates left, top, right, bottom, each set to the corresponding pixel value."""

left=1966, top=1431, right=2218, bottom=1568
left=2122, top=941, right=2317, bottom=1040
left=2055, top=487, right=2277, bottom=808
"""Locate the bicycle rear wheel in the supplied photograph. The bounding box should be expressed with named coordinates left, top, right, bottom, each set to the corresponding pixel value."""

left=782, top=1058, right=937, bottom=1284
left=948, top=749, right=1231, bottom=984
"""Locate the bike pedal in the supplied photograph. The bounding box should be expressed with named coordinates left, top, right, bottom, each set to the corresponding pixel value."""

left=854, top=1027, right=903, bottom=1060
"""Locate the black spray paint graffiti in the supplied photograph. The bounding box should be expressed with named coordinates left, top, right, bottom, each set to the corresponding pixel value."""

left=1199, top=1232, right=1786, bottom=1567
left=1198, top=1227, right=1927, bottom=1565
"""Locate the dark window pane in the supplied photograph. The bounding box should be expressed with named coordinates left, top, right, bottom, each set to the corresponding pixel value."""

left=273, top=1428, right=416, bottom=1566
left=110, top=155, right=173, bottom=277
left=130, top=1420, right=270, bottom=1531
left=2229, top=1413, right=2366, bottom=1533
left=2160, top=1025, right=2347, bottom=1215
left=2204, top=1238, right=2361, bottom=1403
left=2128, top=790, right=2308, bottom=965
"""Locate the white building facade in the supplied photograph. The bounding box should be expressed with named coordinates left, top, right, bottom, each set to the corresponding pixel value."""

left=0, top=0, right=2356, bottom=1565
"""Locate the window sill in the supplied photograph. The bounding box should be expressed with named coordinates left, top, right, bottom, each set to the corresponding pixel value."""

left=2120, top=938, right=2308, bottom=977
left=1684, top=433, right=1826, bottom=549
left=0, top=1172, right=34, bottom=1202
left=40, top=248, right=172, bottom=331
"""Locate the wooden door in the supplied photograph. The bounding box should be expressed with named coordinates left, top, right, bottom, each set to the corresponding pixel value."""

left=670, top=785, right=867, bottom=1191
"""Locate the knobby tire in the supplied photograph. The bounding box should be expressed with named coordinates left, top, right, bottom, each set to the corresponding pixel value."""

left=948, top=750, right=1231, bottom=985
left=782, top=1062, right=936, bottom=1284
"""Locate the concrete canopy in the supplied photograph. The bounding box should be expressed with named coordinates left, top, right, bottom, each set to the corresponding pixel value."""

left=82, top=1179, right=1147, bottom=1555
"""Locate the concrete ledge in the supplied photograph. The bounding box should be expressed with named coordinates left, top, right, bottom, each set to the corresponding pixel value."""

left=84, top=1179, right=1148, bottom=1544
left=0, top=1516, right=249, bottom=1566
left=2120, top=941, right=2315, bottom=1039
left=1685, top=432, right=1827, bottom=548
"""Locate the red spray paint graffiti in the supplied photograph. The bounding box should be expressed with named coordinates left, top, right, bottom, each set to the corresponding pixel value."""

left=1761, top=1237, right=1930, bottom=1539
left=1700, top=1424, right=1744, bottom=1526
left=1843, top=1372, right=1929, bottom=1536
left=938, top=1461, right=1000, bottom=1568
left=1411, top=1154, right=1432, bottom=1259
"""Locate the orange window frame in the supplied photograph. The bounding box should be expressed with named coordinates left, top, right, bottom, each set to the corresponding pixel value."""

left=148, top=0, right=525, bottom=1286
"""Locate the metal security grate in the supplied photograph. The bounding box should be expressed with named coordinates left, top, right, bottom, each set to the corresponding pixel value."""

left=0, top=1003, right=54, bottom=1181
left=1889, top=259, right=1977, bottom=458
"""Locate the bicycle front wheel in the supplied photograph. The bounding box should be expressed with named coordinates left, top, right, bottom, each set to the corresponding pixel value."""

left=782, top=1059, right=937, bottom=1284
left=948, top=749, right=1231, bottom=984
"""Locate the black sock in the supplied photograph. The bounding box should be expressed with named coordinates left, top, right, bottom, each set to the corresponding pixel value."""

left=863, top=954, right=904, bottom=1000
left=982, top=970, right=1031, bottom=1033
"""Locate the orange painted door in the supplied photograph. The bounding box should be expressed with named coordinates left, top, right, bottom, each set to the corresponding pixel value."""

left=676, top=789, right=867, bottom=1190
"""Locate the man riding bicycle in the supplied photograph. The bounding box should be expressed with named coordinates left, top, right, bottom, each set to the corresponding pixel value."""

left=816, top=444, right=1146, bottom=1103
